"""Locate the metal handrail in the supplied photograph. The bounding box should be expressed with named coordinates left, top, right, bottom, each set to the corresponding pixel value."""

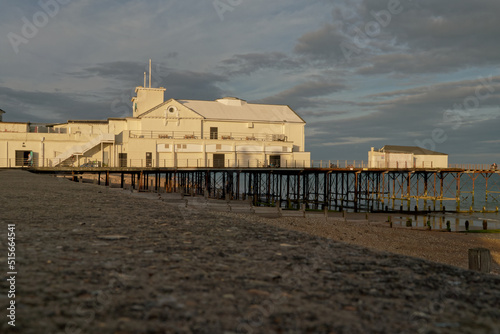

left=128, top=130, right=289, bottom=142
left=2, top=157, right=498, bottom=171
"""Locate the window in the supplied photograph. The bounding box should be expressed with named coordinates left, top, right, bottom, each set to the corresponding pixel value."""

left=210, top=127, right=218, bottom=139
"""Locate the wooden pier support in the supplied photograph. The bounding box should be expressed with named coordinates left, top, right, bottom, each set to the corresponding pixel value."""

left=30, top=166, right=500, bottom=213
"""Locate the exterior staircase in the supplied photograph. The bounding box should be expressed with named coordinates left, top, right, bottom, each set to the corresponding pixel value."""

left=51, top=134, right=115, bottom=166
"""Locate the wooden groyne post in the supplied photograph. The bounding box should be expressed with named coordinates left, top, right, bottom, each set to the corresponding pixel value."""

left=468, top=248, right=491, bottom=273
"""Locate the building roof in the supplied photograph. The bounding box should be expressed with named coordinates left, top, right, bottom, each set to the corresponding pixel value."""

left=381, top=145, right=447, bottom=156
left=0, top=109, right=5, bottom=114
left=182, top=98, right=305, bottom=123
left=0, top=121, right=28, bottom=125
left=139, top=98, right=305, bottom=123
left=68, top=120, right=109, bottom=124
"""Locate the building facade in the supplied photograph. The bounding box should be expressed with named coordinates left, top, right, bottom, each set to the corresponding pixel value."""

left=368, top=145, right=448, bottom=169
left=0, top=85, right=310, bottom=168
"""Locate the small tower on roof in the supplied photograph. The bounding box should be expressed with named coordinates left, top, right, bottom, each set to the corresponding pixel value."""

left=131, top=59, right=166, bottom=118
left=0, top=109, right=5, bottom=122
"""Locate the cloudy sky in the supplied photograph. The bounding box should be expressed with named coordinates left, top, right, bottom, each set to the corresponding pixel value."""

left=1, top=0, right=499, bottom=164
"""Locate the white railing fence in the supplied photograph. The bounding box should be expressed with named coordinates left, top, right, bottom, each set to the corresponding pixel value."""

left=1, top=158, right=498, bottom=171
left=128, top=130, right=288, bottom=142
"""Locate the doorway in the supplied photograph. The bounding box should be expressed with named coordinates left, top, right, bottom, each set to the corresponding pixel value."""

left=269, top=155, right=281, bottom=167
left=118, top=153, right=127, bottom=167
left=213, top=154, right=225, bottom=168
left=15, top=150, right=32, bottom=167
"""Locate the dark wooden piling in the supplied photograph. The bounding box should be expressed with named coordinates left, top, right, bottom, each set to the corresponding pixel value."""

left=468, top=248, right=491, bottom=273
left=26, top=167, right=500, bottom=214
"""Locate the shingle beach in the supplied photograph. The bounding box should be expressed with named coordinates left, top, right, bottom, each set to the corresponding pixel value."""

left=1, top=170, right=499, bottom=333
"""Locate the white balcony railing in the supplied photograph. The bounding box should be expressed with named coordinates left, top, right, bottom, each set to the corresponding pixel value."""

left=129, top=130, right=288, bottom=142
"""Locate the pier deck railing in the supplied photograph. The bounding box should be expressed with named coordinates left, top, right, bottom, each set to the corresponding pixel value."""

left=449, top=163, right=498, bottom=171
left=2, top=158, right=499, bottom=171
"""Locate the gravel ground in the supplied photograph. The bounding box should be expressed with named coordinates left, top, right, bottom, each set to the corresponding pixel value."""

left=1, top=170, right=500, bottom=334
left=246, top=213, right=500, bottom=276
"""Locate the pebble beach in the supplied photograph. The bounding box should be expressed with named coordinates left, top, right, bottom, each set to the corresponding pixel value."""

left=1, top=169, right=500, bottom=333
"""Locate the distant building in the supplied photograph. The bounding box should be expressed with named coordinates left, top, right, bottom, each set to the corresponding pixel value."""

left=0, top=80, right=310, bottom=168
left=0, top=109, right=4, bottom=122
left=368, top=145, right=448, bottom=169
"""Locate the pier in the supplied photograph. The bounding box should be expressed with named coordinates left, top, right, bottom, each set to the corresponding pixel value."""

left=27, top=165, right=500, bottom=213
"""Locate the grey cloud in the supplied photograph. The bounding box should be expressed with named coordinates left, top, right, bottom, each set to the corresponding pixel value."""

left=301, top=110, right=350, bottom=118
left=368, top=76, right=500, bottom=99
left=219, top=52, right=302, bottom=76
left=0, top=86, right=109, bottom=123
left=73, top=61, right=228, bottom=101
left=361, top=76, right=500, bottom=125
left=294, top=0, right=500, bottom=74
left=1, top=65, right=228, bottom=123
left=163, top=70, right=227, bottom=100
left=359, top=0, right=500, bottom=74
left=293, top=3, right=401, bottom=65
left=70, top=61, right=170, bottom=84
left=102, top=69, right=228, bottom=117
left=305, top=115, right=393, bottom=161
left=305, top=74, right=500, bottom=159
left=294, top=23, right=347, bottom=62
left=306, top=108, right=500, bottom=163
left=252, top=80, right=347, bottom=110
left=355, top=52, right=453, bottom=75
